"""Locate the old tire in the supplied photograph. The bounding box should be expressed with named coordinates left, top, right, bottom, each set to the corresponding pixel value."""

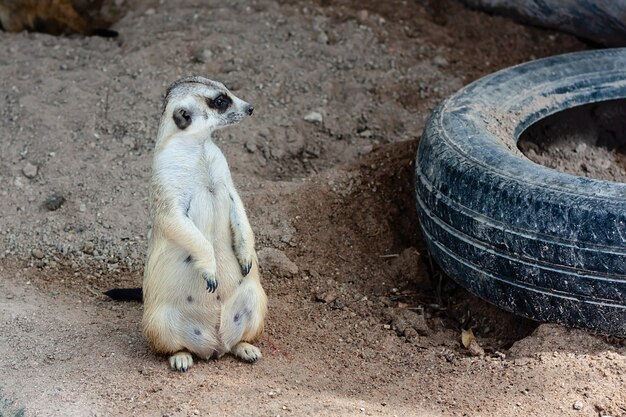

left=460, top=0, right=626, bottom=47
left=415, top=48, right=626, bottom=335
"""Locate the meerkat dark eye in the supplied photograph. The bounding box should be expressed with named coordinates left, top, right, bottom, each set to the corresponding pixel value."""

left=208, top=94, right=232, bottom=113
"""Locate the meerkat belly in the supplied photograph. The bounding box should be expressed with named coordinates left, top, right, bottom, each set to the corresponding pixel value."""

left=187, top=183, right=242, bottom=292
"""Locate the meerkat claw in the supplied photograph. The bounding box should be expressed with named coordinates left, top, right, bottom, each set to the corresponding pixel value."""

left=241, top=261, right=252, bottom=277
left=232, top=342, right=262, bottom=363
left=203, top=272, right=218, bottom=293
left=169, top=352, right=193, bottom=372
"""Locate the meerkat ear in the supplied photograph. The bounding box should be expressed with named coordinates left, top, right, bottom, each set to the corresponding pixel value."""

left=173, top=108, right=192, bottom=130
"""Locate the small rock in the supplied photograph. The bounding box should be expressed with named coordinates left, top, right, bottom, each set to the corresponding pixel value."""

left=79, top=203, right=87, bottom=213
left=433, top=56, right=449, bottom=67
left=45, top=193, right=66, bottom=211
left=83, top=241, right=95, bottom=255
left=22, top=162, right=38, bottom=178
left=192, top=48, right=212, bottom=64
left=244, top=141, right=257, bottom=153
left=258, top=248, right=298, bottom=277
left=358, top=129, right=373, bottom=138
left=356, top=9, right=369, bottom=23
left=315, top=291, right=337, bottom=304
left=403, top=327, right=419, bottom=342
left=144, top=8, right=155, bottom=15
left=573, top=401, right=584, bottom=411
left=303, top=111, right=323, bottom=124
left=493, top=351, right=506, bottom=360
left=316, top=31, right=328, bottom=45
left=31, top=248, right=45, bottom=259
left=358, top=145, right=373, bottom=156
left=467, top=339, right=485, bottom=357
left=122, top=136, right=135, bottom=148
left=389, top=308, right=430, bottom=337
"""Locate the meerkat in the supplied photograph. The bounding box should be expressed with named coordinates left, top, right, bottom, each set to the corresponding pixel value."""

left=139, top=76, right=267, bottom=372
left=0, top=0, right=118, bottom=37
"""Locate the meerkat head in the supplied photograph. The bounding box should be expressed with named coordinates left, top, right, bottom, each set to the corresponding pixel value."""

left=159, top=76, right=254, bottom=137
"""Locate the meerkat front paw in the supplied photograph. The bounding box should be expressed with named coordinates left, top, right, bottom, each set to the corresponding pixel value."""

left=236, top=245, right=254, bottom=277
left=202, top=270, right=218, bottom=292
left=240, top=259, right=252, bottom=277
left=231, top=342, right=261, bottom=363
left=195, top=258, right=218, bottom=292
left=169, top=351, right=193, bottom=372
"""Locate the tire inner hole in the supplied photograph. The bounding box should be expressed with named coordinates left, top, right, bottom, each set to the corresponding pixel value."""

left=518, top=99, right=626, bottom=183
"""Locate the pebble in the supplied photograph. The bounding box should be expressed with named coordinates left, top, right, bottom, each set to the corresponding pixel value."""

left=356, top=10, right=369, bottom=23
left=31, top=248, right=45, bottom=259
left=244, top=141, right=257, bottom=153
left=83, top=241, right=95, bottom=255
left=258, top=248, right=298, bottom=277
left=45, top=193, right=66, bottom=211
left=390, top=308, right=430, bottom=337
left=315, top=291, right=337, bottom=304
left=22, top=162, right=38, bottom=178
left=467, top=339, right=485, bottom=357
left=192, top=48, right=212, bottom=63
left=79, top=203, right=87, bottom=213
left=358, top=129, right=373, bottom=138
left=573, top=401, right=583, bottom=411
left=303, top=111, right=323, bottom=124
left=433, top=56, right=449, bottom=68
left=316, top=31, right=329, bottom=44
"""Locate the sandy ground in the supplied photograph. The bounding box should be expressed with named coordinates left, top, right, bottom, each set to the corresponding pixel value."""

left=1, top=0, right=626, bottom=416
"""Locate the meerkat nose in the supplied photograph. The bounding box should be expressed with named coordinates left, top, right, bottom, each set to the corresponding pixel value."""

left=246, top=105, right=254, bottom=116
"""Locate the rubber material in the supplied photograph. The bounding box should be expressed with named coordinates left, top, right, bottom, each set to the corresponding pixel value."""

left=416, top=48, right=626, bottom=335
left=461, top=0, right=626, bottom=47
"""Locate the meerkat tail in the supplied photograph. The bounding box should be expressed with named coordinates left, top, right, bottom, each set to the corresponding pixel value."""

left=89, top=28, right=119, bottom=37
left=104, top=287, right=143, bottom=302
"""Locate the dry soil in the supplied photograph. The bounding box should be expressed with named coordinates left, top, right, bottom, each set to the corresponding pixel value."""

left=1, top=0, right=626, bottom=416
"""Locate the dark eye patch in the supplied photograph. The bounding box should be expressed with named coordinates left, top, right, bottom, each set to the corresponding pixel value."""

left=207, top=94, right=232, bottom=113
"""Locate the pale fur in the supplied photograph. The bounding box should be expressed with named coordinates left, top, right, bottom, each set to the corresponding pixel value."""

left=142, top=77, right=267, bottom=371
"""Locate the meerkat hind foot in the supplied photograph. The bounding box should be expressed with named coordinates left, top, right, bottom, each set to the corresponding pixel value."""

left=169, top=351, right=193, bottom=372
left=231, top=342, right=261, bottom=363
